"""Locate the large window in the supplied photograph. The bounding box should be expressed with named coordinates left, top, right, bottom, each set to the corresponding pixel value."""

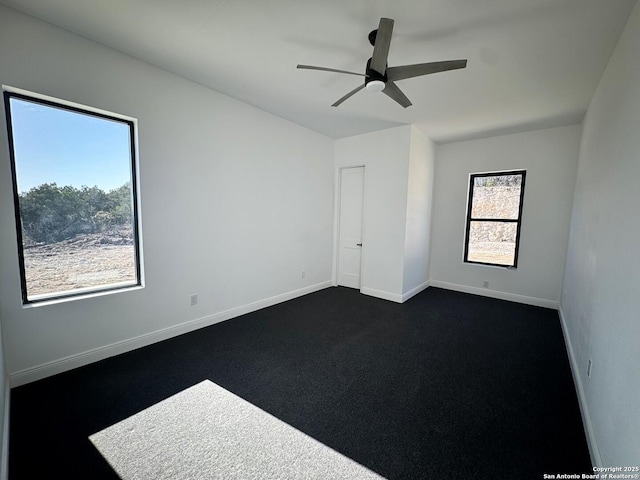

left=4, top=90, right=142, bottom=304
left=464, top=170, right=526, bottom=268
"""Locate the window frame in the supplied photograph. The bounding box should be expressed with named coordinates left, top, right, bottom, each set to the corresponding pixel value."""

left=463, top=169, right=526, bottom=269
left=3, top=89, right=143, bottom=305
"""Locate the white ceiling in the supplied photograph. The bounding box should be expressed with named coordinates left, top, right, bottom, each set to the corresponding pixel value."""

left=1, top=0, right=636, bottom=142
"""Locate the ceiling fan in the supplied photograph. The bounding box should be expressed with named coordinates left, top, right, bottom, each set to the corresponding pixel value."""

left=297, top=18, right=467, bottom=108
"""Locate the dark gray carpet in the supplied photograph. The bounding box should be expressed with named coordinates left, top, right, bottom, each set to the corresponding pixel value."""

left=9, top=286, right=591, bottom=479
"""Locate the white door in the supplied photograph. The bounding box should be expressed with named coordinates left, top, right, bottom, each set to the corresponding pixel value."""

left=338, top=167, right=364, bottom=289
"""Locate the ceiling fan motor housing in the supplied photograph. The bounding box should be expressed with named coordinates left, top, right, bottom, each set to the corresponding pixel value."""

left=365, top=57, right=387, bottom=86
left=368, top=29, right=378, bottom=47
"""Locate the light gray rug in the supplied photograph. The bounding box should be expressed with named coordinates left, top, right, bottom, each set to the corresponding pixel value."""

left=89, top=380, right=385, bottom=479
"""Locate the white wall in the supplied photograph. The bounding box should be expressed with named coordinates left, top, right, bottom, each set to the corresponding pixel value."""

left=561, top=1, right=640, bottom=467
left=334, top=126, right=434, bottom=303
left=0, top=7, right=334, bottom=385
left=334, top=126, right=411, bottom=302
left=430, top=125, right=580, bottom=307
left=402, top=127, right=435, bottom=298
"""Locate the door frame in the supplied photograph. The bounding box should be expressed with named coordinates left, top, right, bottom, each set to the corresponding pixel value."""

left=332, top=165, right=367, bottom=289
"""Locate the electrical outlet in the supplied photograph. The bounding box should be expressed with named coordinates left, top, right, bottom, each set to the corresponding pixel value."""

left=190, top=294, right=198, bottom=306
left=301, top=270, right=306, bottom=279
left=587, top=359, right=592, bottom=378
left=483, top=280, right=489, bottom=289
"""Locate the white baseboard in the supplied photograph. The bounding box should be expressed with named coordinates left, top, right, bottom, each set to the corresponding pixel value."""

left=10, top=281, right=332, bottom=387
left=1, top=377, right=9, bottom=480
left=429, top=280, right=558, bottom=309
left=558, top=306, right=601, bottom=468
left=360, top=287, right=403, bottom=303
left=361, top=283, right=430, bottom=304
left=402, top=280, right=430, bottom=302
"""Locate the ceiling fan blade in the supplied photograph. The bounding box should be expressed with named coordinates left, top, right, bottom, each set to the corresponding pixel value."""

left=331, top=83, right=366, bottom=107
left=370, top=18, right=394, bottom=76
left=297, top=64, right=365, bottom=77
left=386, top=60, right=467, bottom=81
left=382, top=81, right=412, bottom=108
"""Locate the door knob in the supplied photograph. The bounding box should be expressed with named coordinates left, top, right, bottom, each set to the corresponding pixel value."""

left=356, top=243, right=362, bottom=246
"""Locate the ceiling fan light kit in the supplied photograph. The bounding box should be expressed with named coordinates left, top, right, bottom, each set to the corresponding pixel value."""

left=297, top=17, right=467, bottom=108
left=365, top=80, right=385, bottom=92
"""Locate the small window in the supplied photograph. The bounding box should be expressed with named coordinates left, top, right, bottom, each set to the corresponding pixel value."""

left=4, top=90, right=142, bottom=304
left=464, top=170, right=526, bottom=268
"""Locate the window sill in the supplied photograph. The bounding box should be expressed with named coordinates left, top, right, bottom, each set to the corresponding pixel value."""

left=22, top=284, right=144, bottom=309
left=463, top=261, right=517, bottom=270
